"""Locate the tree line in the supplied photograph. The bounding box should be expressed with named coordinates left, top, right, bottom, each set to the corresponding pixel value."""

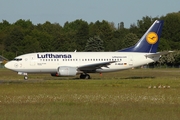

left=0, top=11, right=180, bottom=66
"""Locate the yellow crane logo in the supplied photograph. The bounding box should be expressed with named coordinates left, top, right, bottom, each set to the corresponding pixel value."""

left=146, top=32, right=158, bottom=44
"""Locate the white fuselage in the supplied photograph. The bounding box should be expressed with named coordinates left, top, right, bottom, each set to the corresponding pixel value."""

left=5, top=52, right=159, bottom=74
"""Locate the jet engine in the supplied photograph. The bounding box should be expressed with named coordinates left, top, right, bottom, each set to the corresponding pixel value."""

left=51, top=66, right=78, bottom=77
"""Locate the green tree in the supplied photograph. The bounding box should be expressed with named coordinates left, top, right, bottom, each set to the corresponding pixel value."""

left=118, top=22, right=124, bottom=30
left=75, top=20, right=89, bottom=51
left=63, top=19, right=89, bottom=51
left=174, top=51, right=180, bottom=66
left=158, top=38, right=171, bottom=51
left=0, top=20, right=10, bottom=30
left=161, top=12, right=180, bottom=42
left=129, top=16, right=157, bottom=38
left=14, top=19, right=33, bottom=29
left=89, top=20, right=114, bottom=51
left=22, top=35, right=40, bottom=53
left=4, top=26, right=24, bottom=53
left=122, top=33, right=139, bottom=48
left=158, top=51, right=176, bottom=67
left=85, top=36, right=104, bottom=52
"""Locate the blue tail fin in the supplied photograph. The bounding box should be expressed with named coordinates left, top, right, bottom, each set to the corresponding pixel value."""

left=118, top=20, right=164, bottom=53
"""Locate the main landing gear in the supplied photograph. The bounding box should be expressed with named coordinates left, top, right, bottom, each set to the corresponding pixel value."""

left=80, top=73, right=91, bottom=79
left=24, top=75, right=28, bottom=80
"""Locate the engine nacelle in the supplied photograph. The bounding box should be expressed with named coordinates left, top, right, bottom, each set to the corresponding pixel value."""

left=51, top=66, right=78, bottom=77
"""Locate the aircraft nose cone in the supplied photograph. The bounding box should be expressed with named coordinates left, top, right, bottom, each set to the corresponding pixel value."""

left=5, top=62, right=11, bottom=69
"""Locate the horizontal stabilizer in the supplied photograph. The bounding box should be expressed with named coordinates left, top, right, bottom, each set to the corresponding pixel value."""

left=145, top=51, right=173, bottom=57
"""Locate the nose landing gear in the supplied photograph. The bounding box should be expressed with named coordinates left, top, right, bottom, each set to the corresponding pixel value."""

left=24, top=75, right=28, bottom=80
left=18, top=72, right=28, bottom=80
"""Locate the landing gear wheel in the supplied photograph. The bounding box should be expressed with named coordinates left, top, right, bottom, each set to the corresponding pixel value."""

left=85, top=74, right=90, bottom=79
left=80, top=73, right=91, bottom=79
left=80, top=74, right=85, bottom=79
left=24, top=76, right=28, bottom=80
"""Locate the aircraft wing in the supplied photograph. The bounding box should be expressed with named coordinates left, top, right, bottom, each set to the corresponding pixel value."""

left=145, top=51, right=173, bottom=57
left=78, top=61, right=115, bottom=71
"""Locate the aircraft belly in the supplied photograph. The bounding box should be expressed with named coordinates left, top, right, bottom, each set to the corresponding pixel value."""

left=14, top=68, right=57, bottom=73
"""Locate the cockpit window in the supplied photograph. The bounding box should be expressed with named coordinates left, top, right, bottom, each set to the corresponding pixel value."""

left=13, top=58, right=22, bottom=61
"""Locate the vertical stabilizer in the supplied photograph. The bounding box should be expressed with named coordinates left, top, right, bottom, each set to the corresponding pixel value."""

left=118, top=20, right=164, bottom=53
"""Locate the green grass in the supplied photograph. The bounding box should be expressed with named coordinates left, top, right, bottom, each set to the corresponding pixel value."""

left=0, top=68, right=180, bottom=120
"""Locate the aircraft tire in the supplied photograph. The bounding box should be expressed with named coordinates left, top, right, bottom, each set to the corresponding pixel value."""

left=85, top=74, right=91, bottom=79
left=80, top=73, right=91, bottom=79
left=80, top=74, right=85, bottom=79
left=24, top=76, right=28, bottom=80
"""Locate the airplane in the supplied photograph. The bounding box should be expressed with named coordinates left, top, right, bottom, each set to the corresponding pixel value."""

left=5, top=20, right=168, bottom=80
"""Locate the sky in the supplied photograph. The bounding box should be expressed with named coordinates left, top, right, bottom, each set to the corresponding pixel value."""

left=0, top=0, right=180, bottom=28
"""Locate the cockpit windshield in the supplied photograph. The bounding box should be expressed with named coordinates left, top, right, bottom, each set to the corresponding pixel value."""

left=13, top=58, right=22, bottom=61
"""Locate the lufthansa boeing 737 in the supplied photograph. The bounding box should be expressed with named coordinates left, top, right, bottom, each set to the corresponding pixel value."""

left=5, top=20, right=168, bottom=80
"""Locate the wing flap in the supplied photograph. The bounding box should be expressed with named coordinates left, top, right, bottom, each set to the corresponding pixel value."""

left=78, top=61, right=115, bottom=71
